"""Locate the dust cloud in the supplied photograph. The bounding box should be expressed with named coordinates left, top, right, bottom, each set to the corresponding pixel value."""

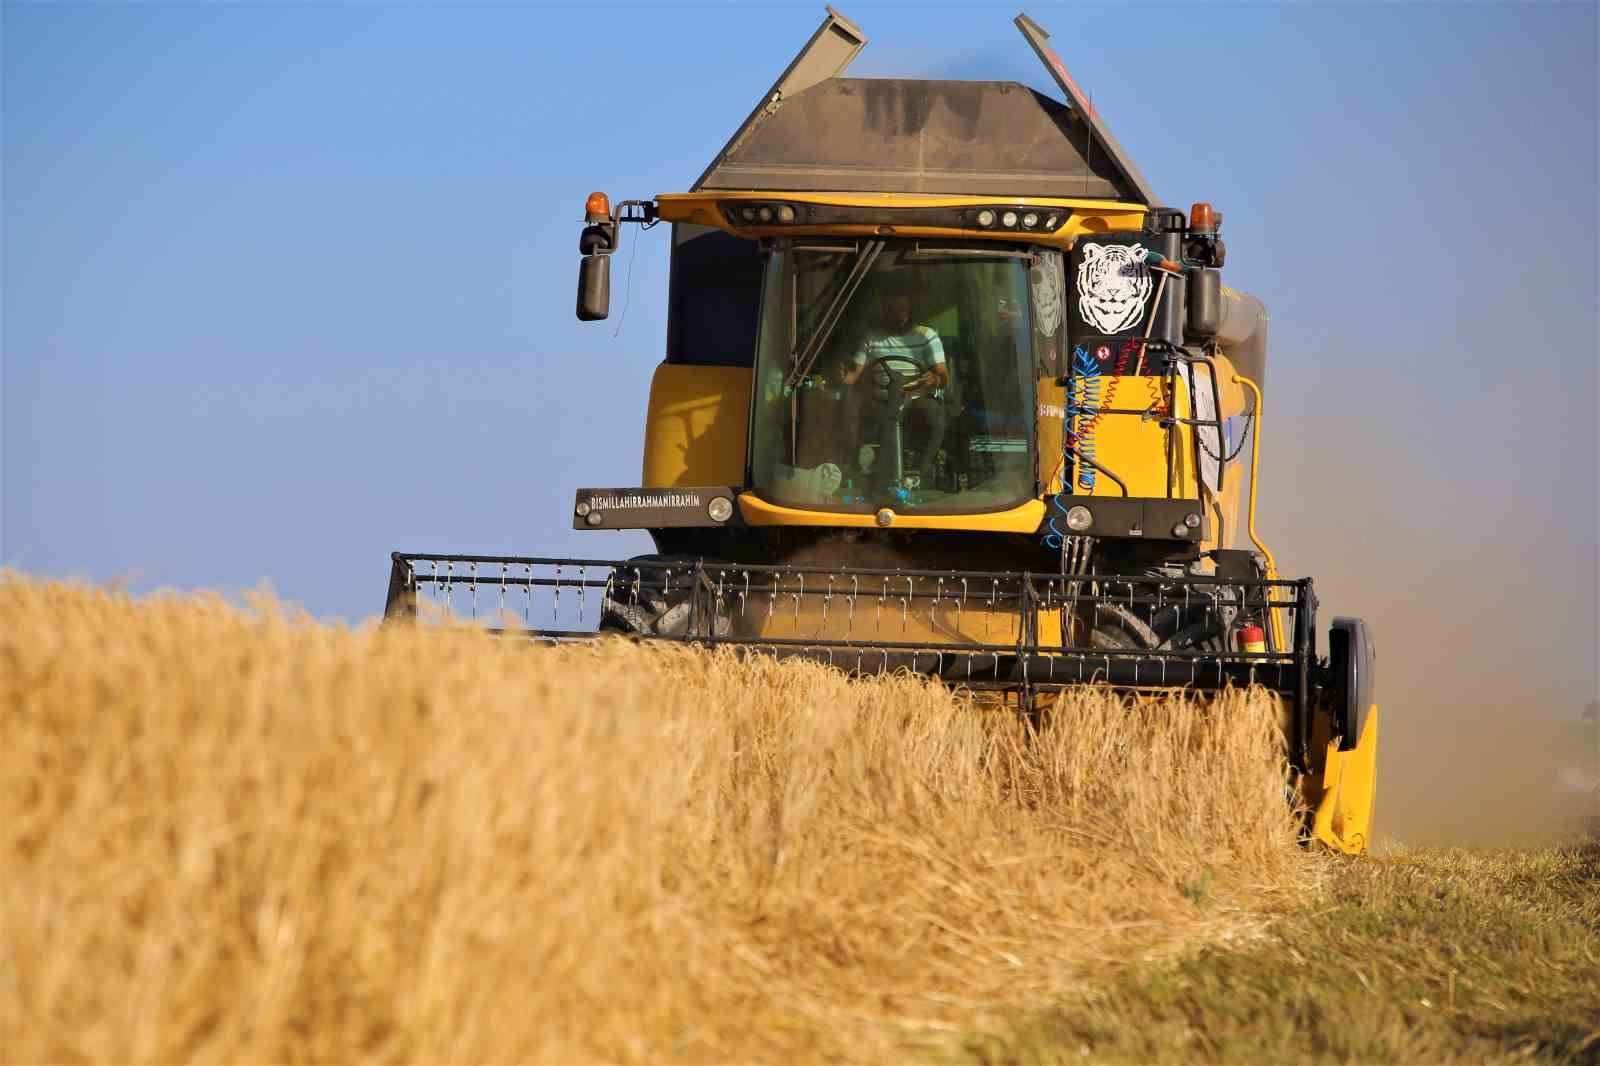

left=1254, top=329, right=1598, bottom=845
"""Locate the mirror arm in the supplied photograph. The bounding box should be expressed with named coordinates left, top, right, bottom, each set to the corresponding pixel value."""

left=614, top=199, right=659, bottom=227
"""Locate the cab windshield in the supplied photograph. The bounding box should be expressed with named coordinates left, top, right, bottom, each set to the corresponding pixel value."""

left=750, top=239, right=1045, bottom=515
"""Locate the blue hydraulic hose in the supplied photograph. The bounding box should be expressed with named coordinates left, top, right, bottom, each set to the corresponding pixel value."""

left=1044, top=343, right=1102, bottom=549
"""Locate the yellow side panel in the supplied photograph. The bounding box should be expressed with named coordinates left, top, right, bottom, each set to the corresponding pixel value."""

left=641, top=364, right=752, bottom=488
left=739, top=494, right=1047, bottom=533
left=1208, top=462, right=1244, bottom=553
left=1310, top=706, right=1380, bottom=857
left=1046, top=365, right=1255, bottom=550
left=1037, top=379, right=1067, bottom=493
left=1071, top=373, right=1195, bottom=499
left=1200, top=355, right=1247, bottom=552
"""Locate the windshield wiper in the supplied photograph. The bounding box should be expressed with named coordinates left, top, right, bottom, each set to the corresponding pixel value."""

left=785, top=239, right=885, bottom=391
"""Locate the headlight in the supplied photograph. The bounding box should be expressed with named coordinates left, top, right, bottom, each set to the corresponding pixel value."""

left=707, top=496, right=734, bottom=523
left=975, top=208, right=996, bottom=227
left=1001, top=210, right=1019, bottom=228
left=1021, top=211, right=1039, bottom=228
left=775, top=204, right=796, bottom=223
left=574, top=500, right=591, bottom=517
left=1065, top=505, right=1092, bottom=532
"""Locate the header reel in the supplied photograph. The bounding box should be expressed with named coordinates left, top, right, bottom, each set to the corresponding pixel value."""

left=384, top=551, right=1338, bottom=762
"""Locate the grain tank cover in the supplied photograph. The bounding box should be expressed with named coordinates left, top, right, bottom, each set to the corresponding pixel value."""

left=693, top=9, right=1155, bottom=204
left=696, top=78, right=1137, bottom=200
left=1013, top=13, right=1156, bottom=206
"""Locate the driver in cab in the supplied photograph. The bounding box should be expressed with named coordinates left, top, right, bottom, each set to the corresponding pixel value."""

left=837, top=291, right=949, bottom=488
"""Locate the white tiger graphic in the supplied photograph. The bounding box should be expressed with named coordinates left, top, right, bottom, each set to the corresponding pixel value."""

left=1076, top=242, right=1151, bottom=334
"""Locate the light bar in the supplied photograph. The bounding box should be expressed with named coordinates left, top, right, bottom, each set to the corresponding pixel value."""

left=719, top=200, right=1074, bottom=234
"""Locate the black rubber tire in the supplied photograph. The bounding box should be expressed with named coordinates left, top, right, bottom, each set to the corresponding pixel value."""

left=599, top=554, right=731, bottom=638
left=1082, top=572, right=1239, bottom=654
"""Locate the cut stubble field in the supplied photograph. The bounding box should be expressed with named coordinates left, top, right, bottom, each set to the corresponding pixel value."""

left=2, top=576, right=1594, bottom=1064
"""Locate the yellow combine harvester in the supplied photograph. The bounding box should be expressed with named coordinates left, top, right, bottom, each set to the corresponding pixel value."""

left=385, top=10, right=1379, bottom=854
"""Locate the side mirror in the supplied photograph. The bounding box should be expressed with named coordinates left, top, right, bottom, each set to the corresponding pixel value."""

left=1186, top=268, right=1222, bottom=338
left=577, top=254, right=610, bottom=321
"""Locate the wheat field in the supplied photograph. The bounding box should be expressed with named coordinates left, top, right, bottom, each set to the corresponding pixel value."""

left=1, top=575, right=1314, bottom=1064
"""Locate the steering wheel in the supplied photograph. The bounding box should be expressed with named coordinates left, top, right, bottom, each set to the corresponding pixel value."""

left=866, top=354, right=934, bottom=400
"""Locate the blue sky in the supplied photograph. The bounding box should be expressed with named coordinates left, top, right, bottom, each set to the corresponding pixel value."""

left=4, top=4, right=1596, bottom=834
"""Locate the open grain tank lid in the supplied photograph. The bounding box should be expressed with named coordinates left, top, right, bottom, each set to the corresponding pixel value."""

left=692, top=9, right=1157, bottom=206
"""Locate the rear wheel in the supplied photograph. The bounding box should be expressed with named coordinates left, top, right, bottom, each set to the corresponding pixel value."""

left=1081, top=573, right=1241, bottom=652
left=600, top=555, right=731, bottom=638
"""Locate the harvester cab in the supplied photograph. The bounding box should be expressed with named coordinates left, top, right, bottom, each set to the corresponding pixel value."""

left=385, top=9, right=1380, bottom=855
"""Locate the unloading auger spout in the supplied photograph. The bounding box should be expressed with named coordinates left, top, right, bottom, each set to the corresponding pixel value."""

left=384, top=8, right=1381, bottom=855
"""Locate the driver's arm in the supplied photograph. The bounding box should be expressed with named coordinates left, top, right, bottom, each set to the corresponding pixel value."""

left=840, top=348, right=867, bottom=385
left=906, top=331, right=948, bottom=391
left=905, top=362, right=948, bottom=392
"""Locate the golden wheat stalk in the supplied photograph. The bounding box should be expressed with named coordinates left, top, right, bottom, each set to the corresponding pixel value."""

left=0, top=575, right=1312, bottom=1064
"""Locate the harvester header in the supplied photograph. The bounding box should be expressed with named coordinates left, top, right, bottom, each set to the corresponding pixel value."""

left=386, top=8, right=1380, bottom=855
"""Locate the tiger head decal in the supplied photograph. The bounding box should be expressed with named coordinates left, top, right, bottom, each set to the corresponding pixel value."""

left=1075, top=242, right=1151, bottom=334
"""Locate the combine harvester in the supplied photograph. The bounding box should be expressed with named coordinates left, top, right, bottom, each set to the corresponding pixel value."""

left=384, top=10, right=1379, bottom=854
